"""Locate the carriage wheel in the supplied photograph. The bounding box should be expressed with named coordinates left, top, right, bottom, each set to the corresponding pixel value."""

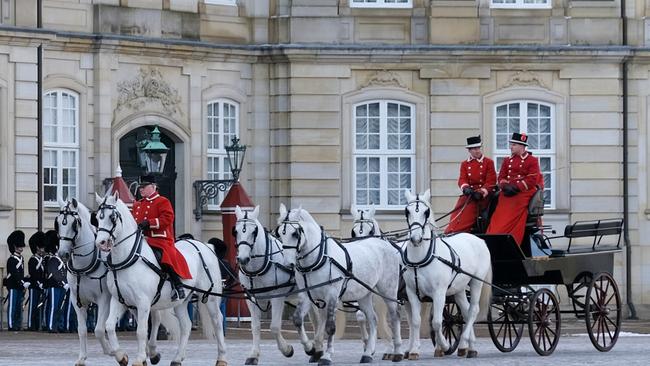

left=528, top=288, right=561, bottom=356
left=430, top=301, right=463, bottom=355
left=585, top=272, right=621, bottom=352
left=568, top=272, right=593, bottom=319
left=487, top=298, right=525, bottom=352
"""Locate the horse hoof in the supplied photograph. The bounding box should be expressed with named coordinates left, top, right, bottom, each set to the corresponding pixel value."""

left=317, top=360, right=331, bottom=366
left=434, top=349, right=445, bottom=358
left=467, top=350, right=478, bottom=359
left=244, top=358, right=258, bottom=365
left=457, top=348, right=467, bottom=357
left=309, top=351, right=324, bottom=363
left=283, top=345, right=294, bottom=358
left=360, top=355, right=373, bottom=363
left=392, top=353, right=404, bottom=362
left=75, top=361, right=86, bottom=366
left=408, top=353, right=419, bottom=360
left=215, top=361, right=228, bottom=366
left=305, top=346, right=315, bottom=356
left=170, top=362, right=181, bottom=366
left=150, top=353, right=161, bottom=365
left=118, top=355, right=128, bottom=366
left=403, top=352, right=409, bottom=359
left=382, top=353, right=391, bottom=360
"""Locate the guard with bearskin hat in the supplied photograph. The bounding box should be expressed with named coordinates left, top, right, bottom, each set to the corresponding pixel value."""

left=26, top=231, right=46, bottom=331
left=43, top=230, right=68, bottom=332
left=3, top=230, right=27, bottom=330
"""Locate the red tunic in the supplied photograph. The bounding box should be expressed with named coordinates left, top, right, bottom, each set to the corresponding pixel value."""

left=445, top=156, right=497, bottom=234
left=133, top=193, right=192, bottom=279
left=486, top=152, right=542, bottom=245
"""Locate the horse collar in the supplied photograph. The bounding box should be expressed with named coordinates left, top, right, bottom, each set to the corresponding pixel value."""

left=239, top=230, right=273, bottom=277
left=402, top=237, right=437, bottom=269
left=295, top=229, right=328, bottom=273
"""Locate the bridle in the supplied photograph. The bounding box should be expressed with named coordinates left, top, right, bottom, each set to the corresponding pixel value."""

left=276, top=213, right=305, bottom=252
left=56, top=202, right=82, bottom=243
left=96, top=199, right=124, bottom=244
left=351, top=210, right=377, bottom=238
left=232, top=211, right=260, bottom=251
left=404, top=194, right=435, bottom=243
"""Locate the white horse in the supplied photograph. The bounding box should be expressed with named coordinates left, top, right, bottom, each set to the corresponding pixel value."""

left=234, top=205, right=322, bottom=364
left=94, top=192, right=227, bottom=366
left=56, top=198, right=113, bottom=366
left=276, top=204, right=403, bottom=365
left=402, top=189, right=492, bottom=359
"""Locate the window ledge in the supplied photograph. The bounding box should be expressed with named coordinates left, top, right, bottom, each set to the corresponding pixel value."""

left=0, top=205, right=13, bottom=212
left=44, top=206, right=60, bottom=212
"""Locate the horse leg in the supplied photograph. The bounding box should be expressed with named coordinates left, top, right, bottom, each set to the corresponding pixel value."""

left=132, top=304, right=151, bottom=366
left=356, top=294, right=377, bottom=363
left=73, top=303, right=88, bottom=366
left=147, top=310, right=163, bottom=365
left=105, top=299, right=128, bottom=365
left=170, top=301, right=192, bottom=365
left=462, top=280, right=483, bottom=358
left=404, top=287, right=422, bottom=360
left=95, top=294, right=113, bottom=356
left=292, top=296, right=317, bottom=358
left=454, top=290, right=471, bottom=356
left=334, top=309, right=347, bottom=339
left=355, top=310, right=369, bottom=352
left=318, top=299, right=338, bottom=365
left=384, top=297, right=402, bottom=362
left=245, top=299, right=262, bottom=365
left=431, top=289, right=449, bottom=357
left=373, top=296, right=393, bottom=359
left=202, top=296, right=227, bottom=365
left=271, top=298, right=293, bottom=358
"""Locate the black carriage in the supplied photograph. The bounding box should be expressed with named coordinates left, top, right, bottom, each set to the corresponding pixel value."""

left=435, top=194, right=624, bottom=357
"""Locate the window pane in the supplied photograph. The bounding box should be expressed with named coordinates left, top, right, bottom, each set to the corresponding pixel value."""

left=356, top=119, right=368, bottom=133
left=356, top=135, right=367, bottom=150
left=368, top=102, right=379, bottom=117
left=496, top=118, right=507, bottom=132
left=369, top=118, right=380, bottom=133
left=387, top=118, right=398, bottom=133
left=540, top=135, right=551, bottom=149
left=369, top=173, right=380, bottom=188
left=528, top=135, right=538, bottom=149
left=497, top=134, right=508, bottom=150
left=527, top=118, right=538, bottom=133
left=368, top=157, right=380, bottom=172
left=527, top=103, right=538, bottom=117
left=400, top=119, right=410, bottom=133
left=496, top=105, right=507, bottom=117
left=400, top=135, right=410, bottom=150
left=387, top=103, right=398, bottom=117
left=369, top=190, right=380, bottom=205
left=356, top=190, right=368, bottom=205
left=368, top=135, right=380, bottom=149
left=387, top=135, right=398, bottom=149
left=508, top=103, right=519, bottom=116
left=356, top=157, right=368, bottom=172
left=387, top=158, right=398, bottom=172
left=540, top=105, right=551, bottom=118
left=509, top=118, right=520, bottom=133
left=356, top=104, right=367, bottom=117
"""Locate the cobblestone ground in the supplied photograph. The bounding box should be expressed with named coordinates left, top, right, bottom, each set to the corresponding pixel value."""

left=1, top=319, right=649, bottom=365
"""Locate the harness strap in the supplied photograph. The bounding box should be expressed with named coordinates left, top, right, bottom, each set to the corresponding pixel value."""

left=140, top=255, right=167, bottom=306
left=181, top=239, right=214, bottom=304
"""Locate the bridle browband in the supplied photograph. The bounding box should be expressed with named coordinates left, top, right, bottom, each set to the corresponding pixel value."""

left=56, top=202, right=82, bottom=243
left=404, top=194, right=435, bottom=241
left=351, top=210, right=377, bottom=238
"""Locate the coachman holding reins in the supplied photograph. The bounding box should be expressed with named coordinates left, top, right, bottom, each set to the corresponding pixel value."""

left=445, top=135, right=497, bottom=234
left=486, top=133, right=544, bottom=245
left=133, top=174, right=192, bottom=300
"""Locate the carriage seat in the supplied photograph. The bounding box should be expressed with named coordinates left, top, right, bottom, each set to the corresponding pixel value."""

left=549, top=219, right=623, bottom=257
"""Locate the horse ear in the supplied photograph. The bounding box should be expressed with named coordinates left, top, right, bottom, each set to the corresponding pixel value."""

left=368, top=206, right=376, bottom=218
left=423, top=189, right=431, bottom=203
left=404, top=189, right=414, bottom=203
left=112, top=190, right=119, bottom=201
left=95, top=193, right=103, bottom=204
left=279, top=203, right=287, bottom=223
left=251, top=205, right=260, bottom=219
left=235, top=205, right=243, bottom=219
left=72, top=198, right=78, bottom=209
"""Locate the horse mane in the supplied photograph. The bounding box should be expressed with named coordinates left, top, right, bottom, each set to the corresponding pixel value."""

left=76, top=201, right=92, bottom=225
left=114, top=198, right=136, bottom=226
left=291, top=207, right=318, bottom=228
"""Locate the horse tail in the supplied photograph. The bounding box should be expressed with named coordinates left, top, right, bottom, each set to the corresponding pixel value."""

left=477, top=263, right=493, bottom=322
left=198, top=299, right=217, bottom=340
left=159, top=308, right=180, bottom=341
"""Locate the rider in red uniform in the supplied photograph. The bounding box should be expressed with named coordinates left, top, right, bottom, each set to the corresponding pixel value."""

left=445, top=135, right=497, bottom=234
left=133, top=174, right=191, bottom=300
left=486, top=133, right=543, bottom=245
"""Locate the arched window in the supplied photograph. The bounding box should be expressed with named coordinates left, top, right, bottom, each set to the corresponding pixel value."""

left=206, top=99, right=239, bottom=207
left=43, top=89, right=79, bottom=204
left=494, top=100, right=555, bottom=208
left=353, top=100, right=415, bottom=208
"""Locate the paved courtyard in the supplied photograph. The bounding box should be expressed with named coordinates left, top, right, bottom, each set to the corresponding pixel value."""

left=1, top=319, right=649, bottom=365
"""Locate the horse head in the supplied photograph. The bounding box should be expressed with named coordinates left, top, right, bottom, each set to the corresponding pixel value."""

left=94, top=191, right=133, bottom=252
left=404, top=189, right=432, bottom=245
left=234, top=205, right=261, bottom=266
left=56, top=197, right=84, bottom=260
left=351, top=206, right=378, bottom=238
left=276, top=203, right=317, bottom=266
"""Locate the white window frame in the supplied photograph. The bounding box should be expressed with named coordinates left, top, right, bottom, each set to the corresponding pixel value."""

left=353, top=100, right=416, bottom=209
left=350, top=0, right=413, bottom=9
left=204, top=0, right=237, bottom=6
left=43, top=89, right=80, bottom=206
left=490, top=0, right=551, bottom=9
left=493, top=100, right=556, bottom=209
left=206, top=99, right=239, bottom=209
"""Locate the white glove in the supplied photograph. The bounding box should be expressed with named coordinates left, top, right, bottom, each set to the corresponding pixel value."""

left=63, top=283, right=70, bottom=291
left=23, top=282, right=30, bottom=289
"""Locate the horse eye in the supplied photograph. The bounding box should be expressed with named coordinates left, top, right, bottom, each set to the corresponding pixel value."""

left=292, top=231, right=300, bottom=239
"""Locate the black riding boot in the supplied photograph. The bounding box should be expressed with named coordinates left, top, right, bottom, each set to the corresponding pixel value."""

left=168, top=271, right=186, bottom=301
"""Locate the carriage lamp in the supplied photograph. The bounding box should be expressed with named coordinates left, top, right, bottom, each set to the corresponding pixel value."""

left=138, top=126, right=169, bottom=174
left=193, top=136, right=247, bottom=220
left=225, top=136, right=246, bottom=182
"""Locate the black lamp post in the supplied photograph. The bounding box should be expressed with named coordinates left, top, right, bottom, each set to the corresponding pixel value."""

left=193, top=136, right=247, bottom=220
left=138, top=126, right=169, bottom=174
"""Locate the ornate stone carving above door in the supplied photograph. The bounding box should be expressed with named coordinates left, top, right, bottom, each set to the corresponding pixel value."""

left=116, top=66, right=183, bottom=117
left=502, top=70, right=549, bottom=90
left=361, top=70, right=406, bottom=89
